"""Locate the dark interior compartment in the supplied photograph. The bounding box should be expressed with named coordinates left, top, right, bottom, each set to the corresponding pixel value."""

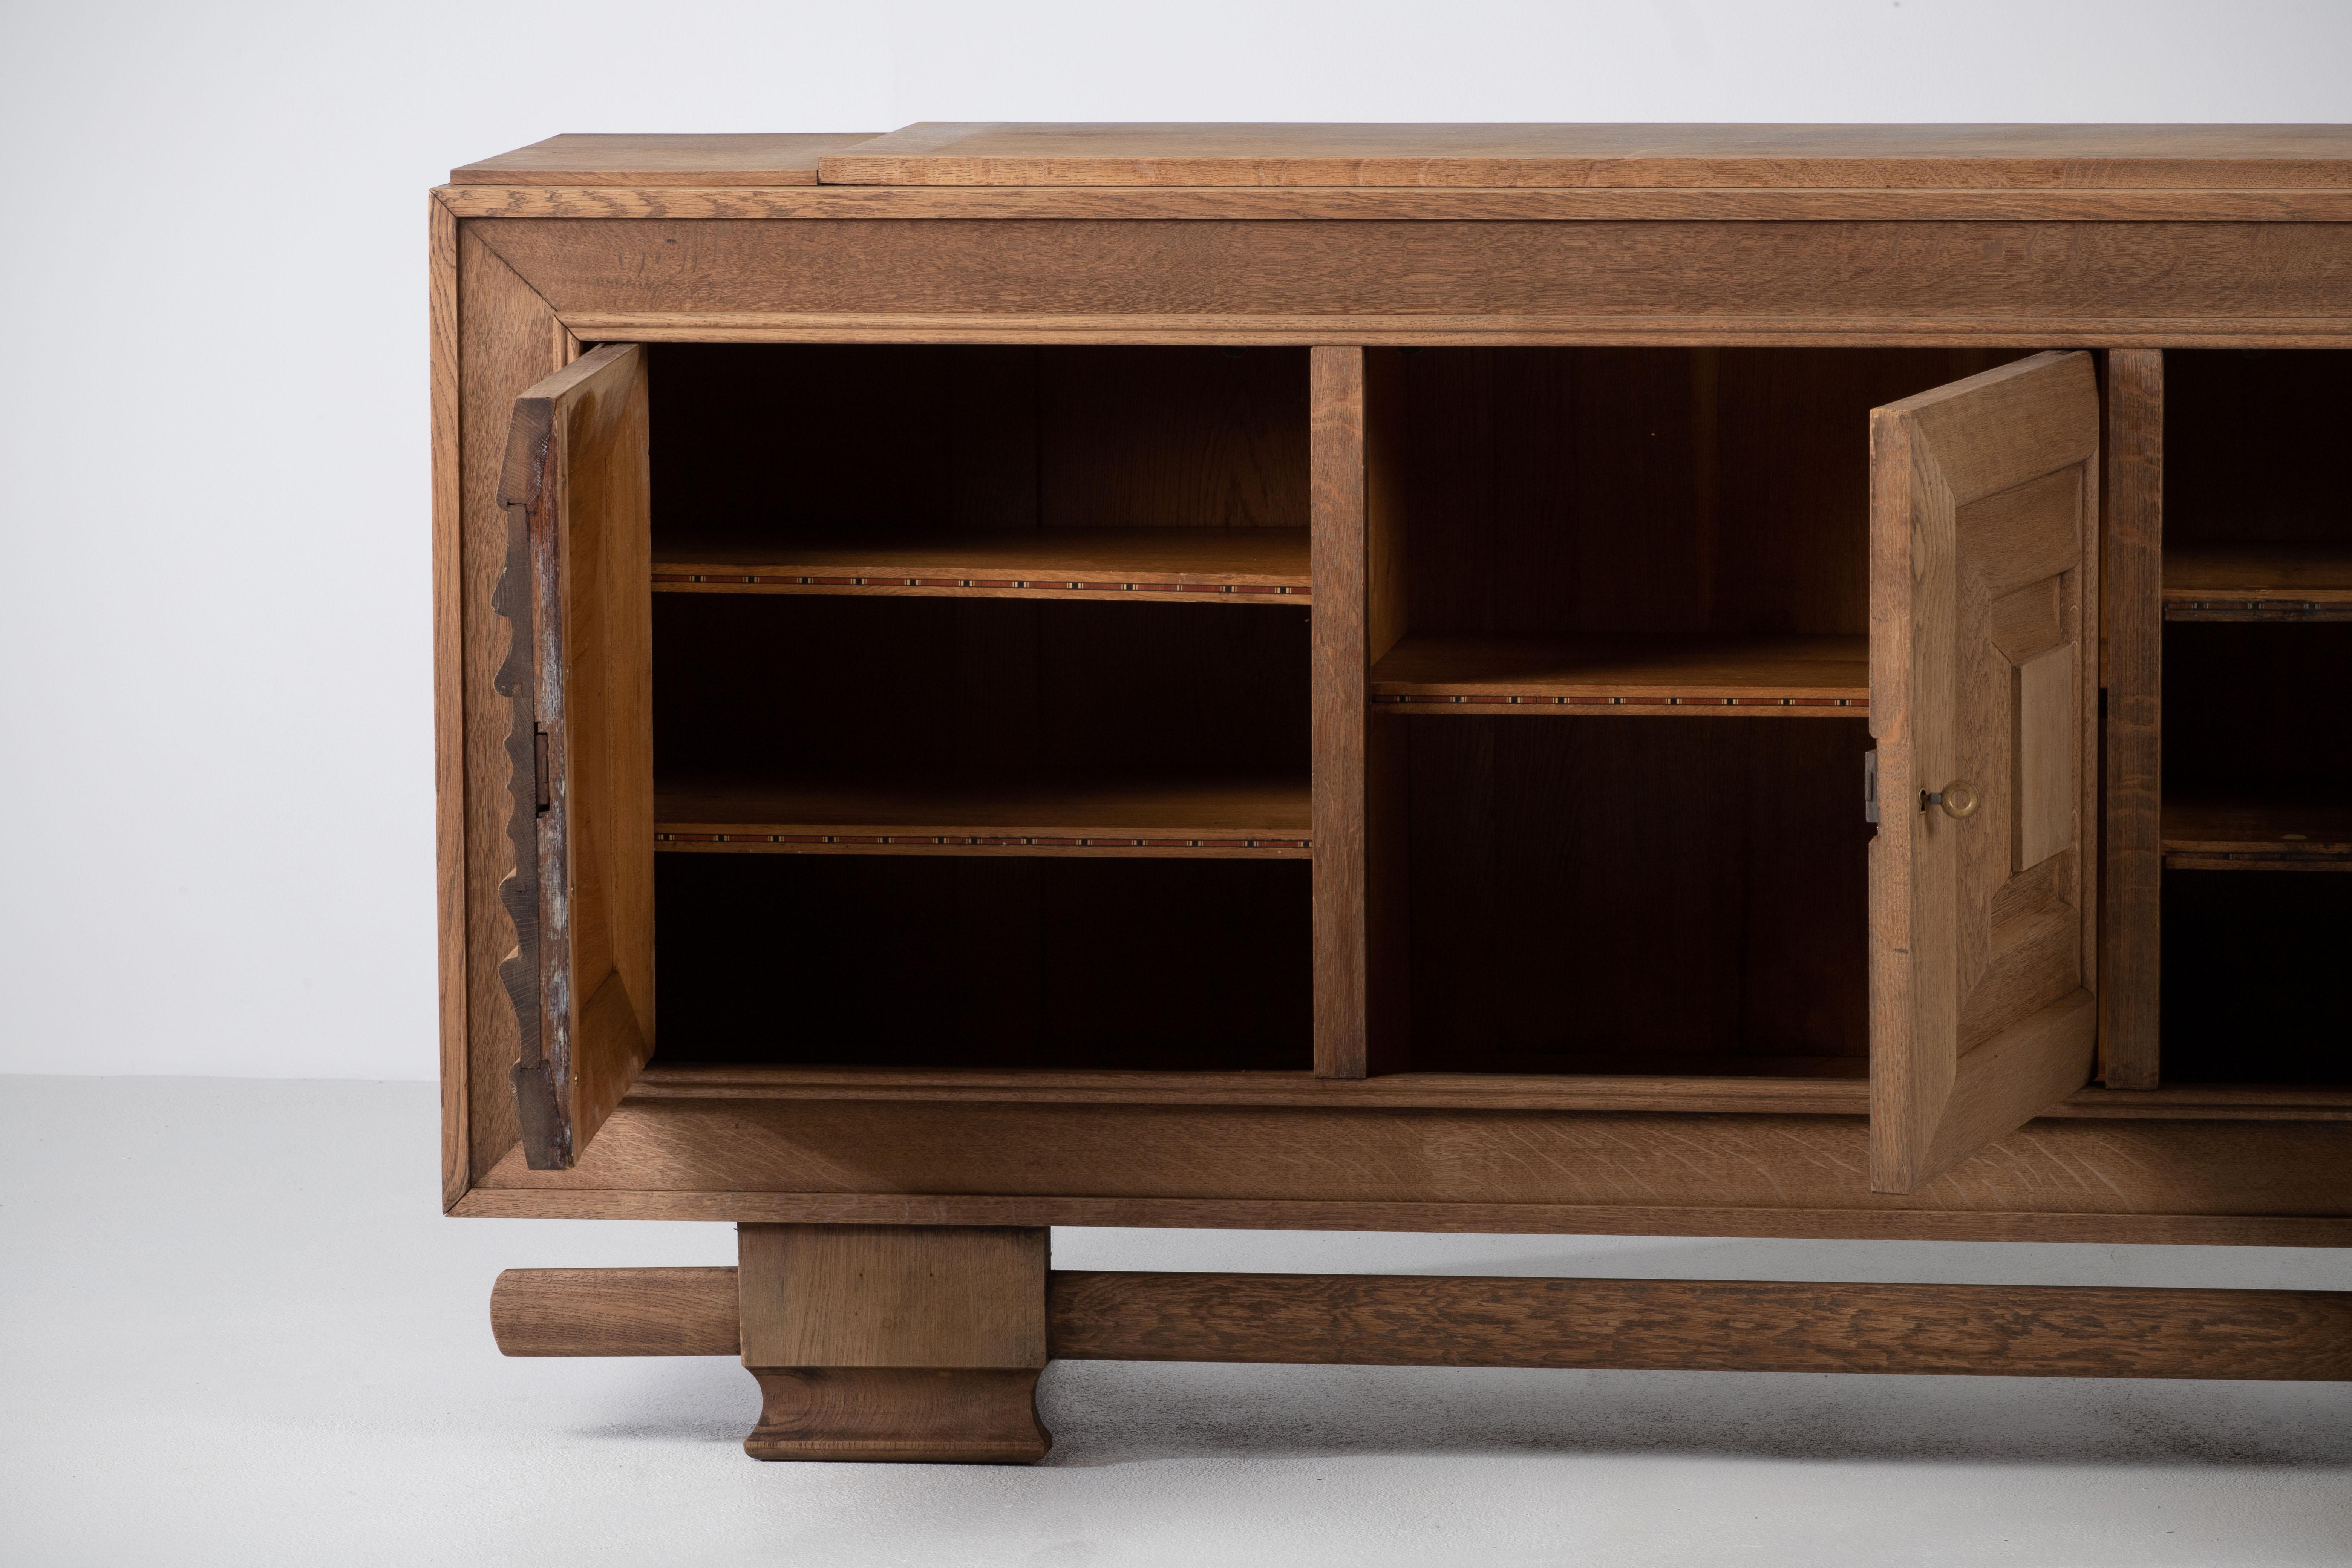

left=654, top=593, right=1309, bottom=785
left=650, top=342, right=1311, bottom=549
left=652, top=853, right=1312, bottom=1070
left=1385, top=346, right=2014, bottom=642
left=2165, top=350, right=2352, bottom=547
left=2161, top=870, right=2350, bottom=1085
left=1403, top=715, right=1874, bottom=1074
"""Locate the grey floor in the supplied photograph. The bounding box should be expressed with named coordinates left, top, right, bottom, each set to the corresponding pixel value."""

left=3, top=1077, right=2348, bottom=1566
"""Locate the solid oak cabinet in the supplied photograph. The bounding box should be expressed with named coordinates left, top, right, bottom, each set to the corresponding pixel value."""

left=438, top=126, right=2352, bottom=1462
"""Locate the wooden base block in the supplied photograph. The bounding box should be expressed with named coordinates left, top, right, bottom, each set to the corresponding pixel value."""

left=736, top=1223, right=1052, bottom=1464
left=744, top=1367, right=1050, bottom=1463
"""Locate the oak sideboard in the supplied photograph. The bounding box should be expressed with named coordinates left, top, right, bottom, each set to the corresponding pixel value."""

left=435, top=124, right=2352, bottom=1462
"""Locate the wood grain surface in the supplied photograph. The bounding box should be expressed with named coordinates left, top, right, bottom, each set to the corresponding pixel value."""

left=1372, top=633, right=1869, bottom=707
left=816, top=124, right=2352, bottom=190
left=453, top=133, right=885, bottom=186
left=482, top=1263, right=2352, bottom=1381
left=738, top=1225, right=1050, bottom=1462
left=1045, top=1270, right=2352, bottom=1379
left=619, top=1065, right=2352, bottom=1119
left=2163, top=796, right=2352, bottom=870
left=455, top=225, right=568, bottom=1193
left=1869, top=352, right=2102, bottom=1192
left=496, top=344, right=656, bottom=1170
left=436, top=184, right=2352, bottom=224
left=2100, top=350, right=2164, bottom=1089
left=453, top=1187, right=2352, bottom=1248
left=1308, top=347, right=1388, bottom=1078
left=490, top=1266, right=739, bottom=1355
left=460, top=1098, right=2352, bottom=1231
left=435, top=151, right=2352, bottom=1239
left=653, top=775, right=1310, bottom=858
left=464, top=218, right=2352, bottom=348
left=431, top=195, right=468, bottom=1206
left=2164, top=544, right=2352, bottom=618
left=654, top=525, right=1309, bottom=605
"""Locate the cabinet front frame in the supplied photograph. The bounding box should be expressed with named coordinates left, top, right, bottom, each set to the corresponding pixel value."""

left=432, top=199, right=2352, bottom=1236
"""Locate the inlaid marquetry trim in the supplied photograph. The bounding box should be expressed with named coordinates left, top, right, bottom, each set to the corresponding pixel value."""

left=652, top=571, right=1306, bottom=600
left=1375, top=694, right=1868, bottom=712
left=2162, top=599, right=2352, bottom=622
left=662, top=830, right=1308, bottom=846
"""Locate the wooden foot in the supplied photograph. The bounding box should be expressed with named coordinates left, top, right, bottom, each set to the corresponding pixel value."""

left=746, top=1369, right=1048, bottom=1463
left=737, top=1224, right=1051, bottom=1464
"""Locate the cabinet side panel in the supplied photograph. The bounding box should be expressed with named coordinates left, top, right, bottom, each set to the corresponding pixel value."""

left=459, top=225, right=565, bottom=1182
left=432, top=196, right=466, bottom=1207
left=2102, top=351, right=2163, bottom=1088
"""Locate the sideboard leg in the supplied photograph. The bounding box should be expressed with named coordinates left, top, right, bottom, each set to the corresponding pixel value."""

left=737, top=1223, right=1051, bottom=1464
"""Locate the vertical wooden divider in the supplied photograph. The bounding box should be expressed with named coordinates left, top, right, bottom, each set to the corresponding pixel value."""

left=1312, top=347, right=1410, bottom=1078
left=2101, top=350, right=2163, bottom=1089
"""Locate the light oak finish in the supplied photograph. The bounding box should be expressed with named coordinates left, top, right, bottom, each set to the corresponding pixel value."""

left=819, top=124, right=2352, bottom=190
left=434, top=132, right=2352, bottom=1458
left=653, top=776, right=1309, bottom=858
left=490, top=1266, right=739, bottom=1355
left=436, top=184, right=2352, bottom=224
left=1868, top=351, right=2102, bottom=1192
left=654, top=526, right=1309, bottom=605
left=1371, top=633, right=1869, bottom=711
left=463, top=218, right=2352, bottom=349
left=737, top=1225, right=1049, bottom=1462
left=2012, top=644, right=2077, bottom=870
left=454, top=227, right=567, bottom=1188
left=453, top=133, right=884, bottom=186
left=430, top=194, right=468, bottom=1205
left=496, top=344, right=656, bottom=1170
left=2100, top=350, right=2164, bottom=1089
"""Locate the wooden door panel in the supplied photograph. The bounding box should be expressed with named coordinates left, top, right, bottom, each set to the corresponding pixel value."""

left=1869, top=351, right=2101, bottom=1194
left=495, top=343, right=655, bottom=1170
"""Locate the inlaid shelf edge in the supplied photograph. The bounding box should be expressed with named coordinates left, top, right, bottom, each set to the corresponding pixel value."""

left=624, top=1065, right=2352, bottom=1120
left=2162, top=795, right=2352, bottom=872
left=655, top=776, right=1312, bottom=858
left=1370, top=633, right=1870, bottom=713
left=653, top=527, right=1311, bottom=606
left=2162, top=542, right=2352, bottom=621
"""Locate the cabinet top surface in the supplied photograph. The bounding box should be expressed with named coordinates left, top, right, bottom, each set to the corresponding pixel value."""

left=453, top=124, right=2352, bottom=189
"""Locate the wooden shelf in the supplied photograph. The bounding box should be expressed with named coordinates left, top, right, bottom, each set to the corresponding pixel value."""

left=652, top=527, right=1309, bottom=605
left=2164, top=544, right=2352, bottom=621
left=655, top=776, right=1311, bottom=858
left=628, top=1064, right=2352, bottom=1121
left=1370, top=634, right=1869, bottom=713
left=2163, top=795, right=2352, bottom=871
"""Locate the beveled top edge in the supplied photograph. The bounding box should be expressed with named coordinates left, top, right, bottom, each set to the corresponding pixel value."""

left=818, top=122, right=2352, bottom=188
left=451, top=132, right=889, bottom=185
left=450, top=125, right=2352, bottom=192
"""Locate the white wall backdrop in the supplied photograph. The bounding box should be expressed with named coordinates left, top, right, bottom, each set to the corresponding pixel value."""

left=3, top=0, right=2348, bottom=1078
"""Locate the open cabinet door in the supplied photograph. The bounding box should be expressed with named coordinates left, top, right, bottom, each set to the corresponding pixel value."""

left=494, top=344, right=654, bottom=1170
left=1869, top=351, right=2100, bottom=1194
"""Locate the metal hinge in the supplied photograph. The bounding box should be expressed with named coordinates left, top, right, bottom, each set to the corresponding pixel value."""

left=1863, top=750, right=1879, bottom=825
left=533, top=727, right=551, bottom=813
